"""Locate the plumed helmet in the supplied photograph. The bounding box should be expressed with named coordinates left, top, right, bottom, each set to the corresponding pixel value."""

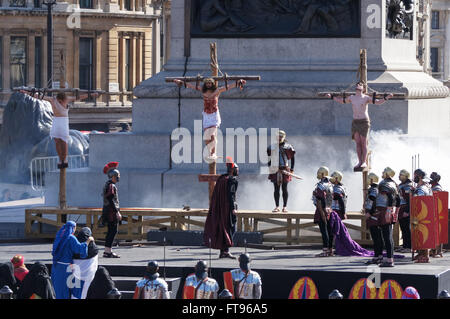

left=399, top=169, right=410, bottom=181
left=438, top=290, right=450, bottom=299
left=317, top=166, right=329, bottom=180
left=226, top=156, right=239, bottom=176
left=330, top=171, right=343, bottom=184
left=103, top=162, right=120, bottom=179
left=402, top=286, right=420, bottom=299
left=367, top=172, right=379, bottom=184
left=382, top=167, right=395, bottom=179
left=146, top=261, right=159, bottom=274
left=430, top=172, right=441, bottom=183
left=414, top=168, right=426, bottom=179
left=278, top=130, right=286, bottom=143
left=218, top=289, right=233, bottom=299
left=328, top=289, right=343, bottom=299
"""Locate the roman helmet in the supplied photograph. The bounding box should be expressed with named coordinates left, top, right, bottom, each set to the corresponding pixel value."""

left=194, top=260, right=208, bottom=280
left=382, top=167, right=395, bottom=179
left=413, top=168, right=426, bottom=183
left=103, top=161, right=120, bottom=181
left=146, top=261, right=159, bottom=275
left=367, top=172, right=379, bottom=185
left=317, top=166, right=329, bottom=180
left=330, top=171, right=343, bottom=184
left=328, top=289, right=344, bottom=299
left=226, top=156, right=239, bottom=176
left=430, top=172, right=441, bottom=184
left=278, top=130, right=286, bottom=143
left=238, top=253, right=251, bottom=272
left=399, top=169, right=410, bottom=183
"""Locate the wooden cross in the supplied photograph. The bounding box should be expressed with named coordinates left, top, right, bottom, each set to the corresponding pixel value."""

left=166, top=42, right=260, bottom=203
left=317, top=49, right=407, bottom=211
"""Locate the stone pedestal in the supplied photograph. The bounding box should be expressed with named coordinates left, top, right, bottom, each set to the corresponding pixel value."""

left=46, top=0, right=450, bottom=211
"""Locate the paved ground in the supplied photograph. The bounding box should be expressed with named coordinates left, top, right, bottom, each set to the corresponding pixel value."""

left=1, top=242, right=449, bottom=276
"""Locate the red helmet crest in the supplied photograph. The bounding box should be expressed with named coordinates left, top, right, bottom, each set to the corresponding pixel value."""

left=103, top=162, right=119, bottom=174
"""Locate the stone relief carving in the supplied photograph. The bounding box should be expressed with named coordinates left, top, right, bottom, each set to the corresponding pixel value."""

left=191, top=0, right=360, bottom=38
left=385, top=0, right=414, bottom=39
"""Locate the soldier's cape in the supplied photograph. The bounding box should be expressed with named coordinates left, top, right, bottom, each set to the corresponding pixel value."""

left=203, top=175, right=236, bottom=250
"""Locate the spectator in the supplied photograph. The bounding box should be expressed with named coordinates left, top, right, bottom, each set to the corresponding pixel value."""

left=0, top=262, right=17, bottom=295
left=51, top=221, right=93, bottom=299
left=17, top=262, right=55, bottom=299
left=86, top=266, right=116, bottom=299
left=0, top=189, right=13, bottom=202
left=11, top=255, right=29, bottom=284
left=72, top=227, right=99, bottom=299
left=119, top=123, right=130, bottom=132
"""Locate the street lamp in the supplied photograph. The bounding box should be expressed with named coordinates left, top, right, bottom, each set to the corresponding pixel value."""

left=42, top=0, right=57, bottom=89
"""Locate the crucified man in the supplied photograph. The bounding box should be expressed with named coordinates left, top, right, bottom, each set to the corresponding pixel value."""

left=20, top=90, right=98, bottom=168
left=325, top=82, right=393, bottom=170
left=174, top=77, right=246, bottom=162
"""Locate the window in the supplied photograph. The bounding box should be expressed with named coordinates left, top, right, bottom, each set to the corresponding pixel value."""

left=79, top=38, right=93, bottom=90
left=430, top=48, right=439, bottom=73
left=34, top=0, right=41, bottom=8
left=9, top=0, right=26, bottom=7
left=0, top=37, right=2, bottom=90
left=35, top=37, right=42, bottom=88
left=431, top=11, right=439, bottom=29
left=10, top=37, right=27, bottom=89
left=124, top=0, right=131, bottom=10
left=125, top=39, right=130, bottom=91
left=79, top=0, right=93, bottom=9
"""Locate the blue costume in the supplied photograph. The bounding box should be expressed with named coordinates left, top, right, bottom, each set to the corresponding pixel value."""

left=51, top=221, right=88, bottom=299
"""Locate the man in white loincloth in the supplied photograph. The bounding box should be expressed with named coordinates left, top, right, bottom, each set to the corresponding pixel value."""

left=21, top=90, right=97, bottom=168
left=326, top=82, right=393, bottom=170
left=174, top=77, right=246, bottom=162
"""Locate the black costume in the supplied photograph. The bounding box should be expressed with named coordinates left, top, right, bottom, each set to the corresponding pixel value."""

left=0, top=262, right=17, bottom=295
left=398, top=179, right=413, bottom=249
left=74, top=227, right=99, bottom=259
left=17, top=262, right=55, bottom=299
left=86, top=266, right=116, bottom=299
left=267, top=141, right=295, bottom=208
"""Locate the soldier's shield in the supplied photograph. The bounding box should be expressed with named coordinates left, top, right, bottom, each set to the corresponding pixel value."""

left=433, top=191, right=449, bottom=244
left=377, top=280, right=403, bottom=299
left=182, top=285, right=195, bottom=299
left=288, top=277, right=319, bottom=299
left=348, top=278, right=377, bottom=299
left=223, top=272, right=235, bottom=299
left=410, top=196, right=438, bottom=250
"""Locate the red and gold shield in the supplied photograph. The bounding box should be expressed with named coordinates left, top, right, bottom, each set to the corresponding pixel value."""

left=433, top=191, right=449, bottom=245
left=410, top=196, right=438, bottom=250
left=182, top=285, right=195, bottom=299
left=288, top=277, right=319, bottom=299
left=377, top=280, right=403, bottom=299
left=223, top=272, right=235, bottom=299
left=348, top=278, right=377, bottom=299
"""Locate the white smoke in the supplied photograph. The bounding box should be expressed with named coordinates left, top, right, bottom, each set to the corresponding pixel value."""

left=238, top=130, right=450, bottom=212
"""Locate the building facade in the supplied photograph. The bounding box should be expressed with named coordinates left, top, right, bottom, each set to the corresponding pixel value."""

left=430, top=0, right=450, bottom=82
left=0, top=0, right=171, bottom=129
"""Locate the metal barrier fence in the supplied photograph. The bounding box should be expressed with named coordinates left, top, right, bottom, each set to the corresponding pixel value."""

left=29, top=155, right=89, bottom=193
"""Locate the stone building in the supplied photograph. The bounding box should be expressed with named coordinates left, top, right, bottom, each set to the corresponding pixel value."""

left=0, top=0, right=171, bottom=130
left=430, top=0, right=450, bottom=83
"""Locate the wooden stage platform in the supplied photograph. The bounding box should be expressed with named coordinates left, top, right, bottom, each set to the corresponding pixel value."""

left=24, top=207, right=403, bottom=246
